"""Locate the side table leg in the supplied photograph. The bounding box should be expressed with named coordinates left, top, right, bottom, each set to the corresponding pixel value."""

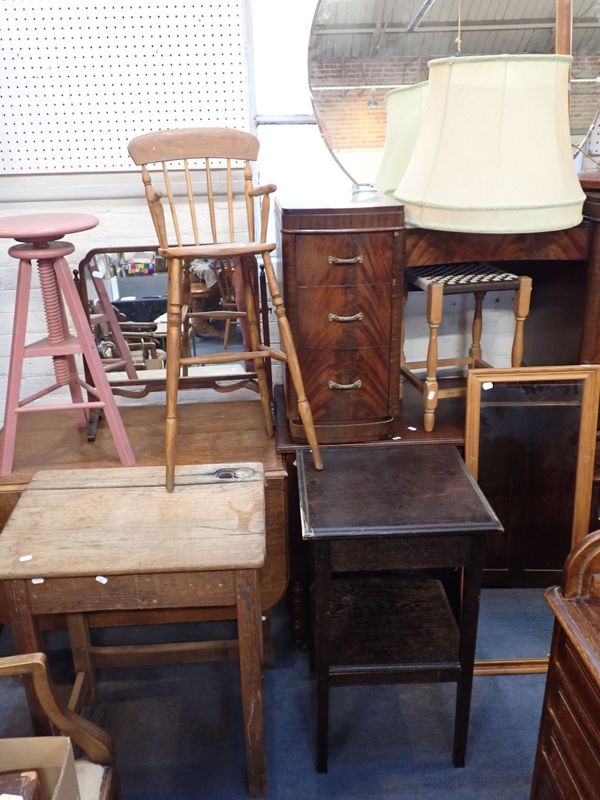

left=314, top=542, right=332, bottom=773
left=453, top=544, right=484, bottom=767
left=6, top=580, right=52, bottom=734
left=236, top=569, right=267, bottom=797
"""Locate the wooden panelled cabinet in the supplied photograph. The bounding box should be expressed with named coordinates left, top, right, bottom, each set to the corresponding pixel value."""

left=276, top=197, right=405, bottom=443
left=531, top=530, right=600, bottom=799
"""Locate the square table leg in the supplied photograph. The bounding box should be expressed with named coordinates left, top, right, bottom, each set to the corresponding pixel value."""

left=453, top=540, right=485, bottom=767
left=236, top=569, right=267, bottom=797
left=313, top=541, right=332, bottom=773
left=5, top=580, right=52, bottom=734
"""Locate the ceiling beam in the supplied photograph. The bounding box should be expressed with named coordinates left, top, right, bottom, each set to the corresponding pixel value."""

left=407, top=0, right=439, bottom=33
left=311, top=20, right=600, bottom=37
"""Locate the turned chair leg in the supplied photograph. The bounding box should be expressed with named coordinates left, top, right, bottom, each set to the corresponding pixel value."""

left=424, top=282, right=443, bottom=433
left=469, top=291, right=485, bottom=367
left=511, top=276, right=532, bottom=367
left=181, top=262, right=191, bottom=377
left=165, top=257, right=183, bottom=492
left=262, top=253, right=323, bottom=470
left=240, top=256, right=273, bottom=438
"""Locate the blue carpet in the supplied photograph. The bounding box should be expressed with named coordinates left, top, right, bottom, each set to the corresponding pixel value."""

left=0, top=588, right=550, bottom=799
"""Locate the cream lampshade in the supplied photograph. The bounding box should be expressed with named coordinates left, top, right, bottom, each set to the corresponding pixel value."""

left=394, top=54, right=586, bottom=233
left=373, top=81, right=427, bottom=193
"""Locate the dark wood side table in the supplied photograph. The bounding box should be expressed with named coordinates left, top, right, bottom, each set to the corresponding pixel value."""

left=531, top=529, right=600, bottom=799
left=297, top=443, right=502, bottom=773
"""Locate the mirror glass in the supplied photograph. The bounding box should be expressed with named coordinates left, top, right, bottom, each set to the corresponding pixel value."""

left=464, top=369, right=599, bottom=662
left=84, top=250, right=248, bottom=381
left=308, top=0, right=600, bottom=187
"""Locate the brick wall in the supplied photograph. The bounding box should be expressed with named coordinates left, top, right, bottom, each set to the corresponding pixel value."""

left=311, top=54, right=600, bottom=150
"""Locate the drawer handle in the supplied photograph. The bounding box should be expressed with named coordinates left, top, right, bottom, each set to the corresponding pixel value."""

left=328, top=312, right=364, bottom=323
left=328, top=379, right=363, bottom=390
left=327, top=255, right=364, bottom=265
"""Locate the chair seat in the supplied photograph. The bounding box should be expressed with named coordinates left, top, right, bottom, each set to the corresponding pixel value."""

left=75, top=759, right=111, bottom=800
left=407, top=262, right=522, bottom=294
left=162, top=241, right=276, bottom=260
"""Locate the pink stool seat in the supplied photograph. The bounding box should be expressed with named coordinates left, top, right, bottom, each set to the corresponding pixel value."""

left=0, top=213, right=99, bottom=243
left=0, top=212, right=135, bottom=475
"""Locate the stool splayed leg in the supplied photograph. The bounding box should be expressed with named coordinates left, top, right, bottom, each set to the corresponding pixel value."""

left=0, top=213, right=135, bottom=474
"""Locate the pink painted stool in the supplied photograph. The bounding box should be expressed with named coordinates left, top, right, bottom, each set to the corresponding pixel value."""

left=0, top=212, right=135, bottom=475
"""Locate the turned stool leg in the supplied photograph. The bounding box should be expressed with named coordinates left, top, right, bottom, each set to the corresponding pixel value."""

left=424, top=282, right=443, bottom=433
left=236, top=569, right=266, bottom=797
left=511, top=276, right=532, bottom=367
left=469, top=291, right=486, bottom=367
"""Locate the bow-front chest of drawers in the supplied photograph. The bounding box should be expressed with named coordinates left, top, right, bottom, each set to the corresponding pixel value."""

left=276, top=196, right=405, bottom=444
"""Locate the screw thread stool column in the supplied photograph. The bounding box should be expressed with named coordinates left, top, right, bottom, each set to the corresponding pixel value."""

left=0, top=213, right=135, bottom=475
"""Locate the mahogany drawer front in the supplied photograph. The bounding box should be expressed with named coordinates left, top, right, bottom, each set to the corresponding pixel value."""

left=299, top=347, right=391, bottom=421
left=539, top=736, right=585, bottom=800
left=548, top=687, right=600, bottom=795
left=296, top=284, right=391, bottom=349
left=294, top=232, right=394, bottom=287
left=555, top=633, right=600, bottom=738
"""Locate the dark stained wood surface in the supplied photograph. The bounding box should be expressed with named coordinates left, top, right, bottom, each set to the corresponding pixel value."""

left=297, top=444, right=501, bottom=538
left=303, top=443, right=493, bottom=771
left=329, top=575, right=459, bottom=670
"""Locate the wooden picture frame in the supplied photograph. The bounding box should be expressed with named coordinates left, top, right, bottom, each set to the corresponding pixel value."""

left=465, top=365, right=600, bottom=675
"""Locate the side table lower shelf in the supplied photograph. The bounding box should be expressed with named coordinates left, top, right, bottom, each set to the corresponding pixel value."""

left=328, top=574, right=460, bottom=681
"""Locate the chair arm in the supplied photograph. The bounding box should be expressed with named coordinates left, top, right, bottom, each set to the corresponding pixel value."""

left=0, top=653, right=113, bottom=765
left=248, top=183, right=277, bottom=198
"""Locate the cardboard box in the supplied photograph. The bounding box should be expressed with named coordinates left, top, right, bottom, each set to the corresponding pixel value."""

left=0, top=738, right=79, bottom=800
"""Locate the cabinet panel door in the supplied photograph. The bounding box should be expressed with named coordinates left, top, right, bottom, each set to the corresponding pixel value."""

left=299, top=347, right=391, bottom=421
left=296, top=284, right=391, bottom=348
left=295, top=232, right=393, bottom=287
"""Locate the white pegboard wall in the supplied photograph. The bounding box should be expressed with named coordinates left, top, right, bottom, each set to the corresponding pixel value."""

left=0, top=0, right=250, bottom=174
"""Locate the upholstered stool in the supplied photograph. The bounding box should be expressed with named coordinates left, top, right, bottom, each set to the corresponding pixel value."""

left=402, top=262, right=532, bottom=431
left=0, top=213, right=135, bottom=474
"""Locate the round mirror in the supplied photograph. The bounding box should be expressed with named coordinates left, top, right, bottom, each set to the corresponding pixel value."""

left=308, top=0, right=600, bottom=188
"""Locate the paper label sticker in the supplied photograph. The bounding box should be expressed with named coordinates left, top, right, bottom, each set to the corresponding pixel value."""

left=96, top=575, right=108, bottom=584
left=407, top=426, right=417, bottom=432
left=427, top=390, right=436, bottom=400
left=19, top=554, right=33, bottom=562
left=31, top=578, right=44, bottom=585
left=482, top=381, right=494, bottom=391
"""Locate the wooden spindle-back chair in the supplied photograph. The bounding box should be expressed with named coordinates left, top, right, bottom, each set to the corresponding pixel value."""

left=127, top=127, right=322, bottom=490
